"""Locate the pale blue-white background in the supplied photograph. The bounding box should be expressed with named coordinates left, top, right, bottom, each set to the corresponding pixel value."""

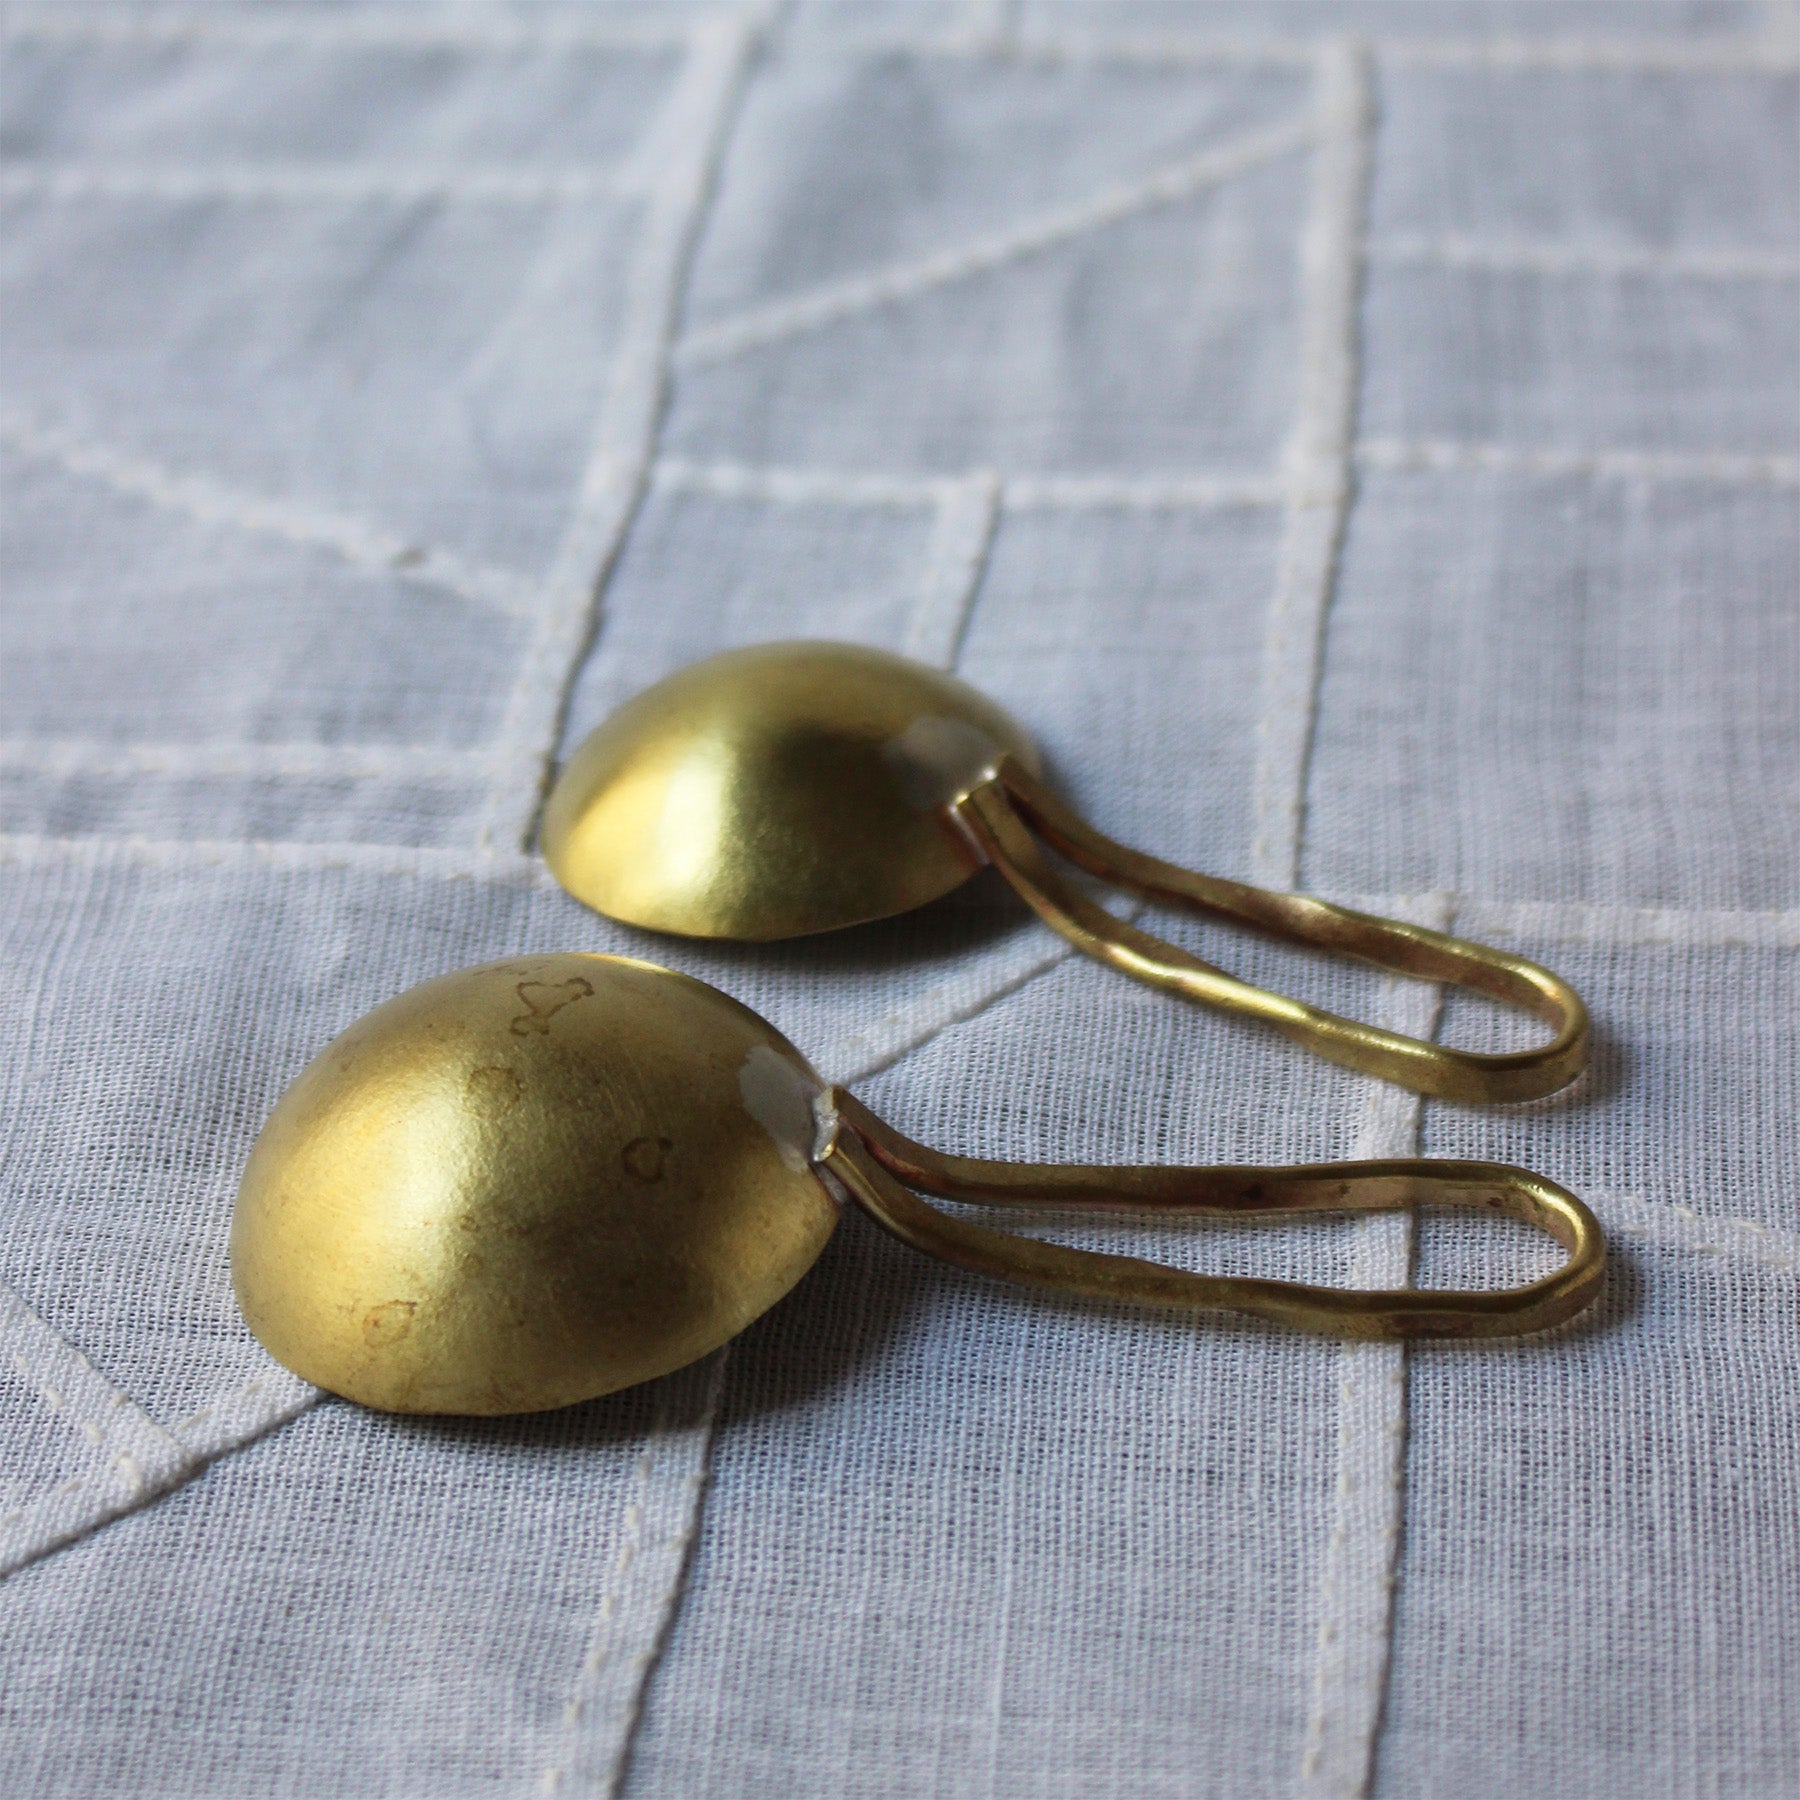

left=1, top=3, right=1795, bottom=1795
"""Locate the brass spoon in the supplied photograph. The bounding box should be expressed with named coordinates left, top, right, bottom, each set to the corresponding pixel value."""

left=232, top=954, right=1604, bottom=1415
left=541, top=642, right=1588, bottom=1105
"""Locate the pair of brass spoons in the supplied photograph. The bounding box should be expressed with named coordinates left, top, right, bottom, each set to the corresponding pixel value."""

left=233, top=643, right=1602, bottom=1415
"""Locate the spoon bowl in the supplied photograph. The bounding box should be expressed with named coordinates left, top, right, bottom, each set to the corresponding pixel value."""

left=231, top=954, right=836, bottom=1413
left=542, top=640, right=1038, bottom=940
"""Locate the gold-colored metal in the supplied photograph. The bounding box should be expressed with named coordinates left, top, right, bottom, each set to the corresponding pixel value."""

left=233, top=954, right=1605, bottom=1416
left=966, top=761, right=1589, bottom=1104
left=542, top=641, right=1588, bottom=1102
left=822, top=1091, right=1603, bottom=1342
left=541, top=641, right=1036, bottom=940
left=231, top=954, right=837, bottom=1414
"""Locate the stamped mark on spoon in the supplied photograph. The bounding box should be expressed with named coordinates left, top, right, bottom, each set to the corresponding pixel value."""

left=510, top=975, right=594, bottom=1037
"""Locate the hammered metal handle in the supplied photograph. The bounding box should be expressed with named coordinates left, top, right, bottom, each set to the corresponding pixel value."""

left=949, top=758, right=1588, bottom=1105
left=821, top=1090, right=1604, bottom=1342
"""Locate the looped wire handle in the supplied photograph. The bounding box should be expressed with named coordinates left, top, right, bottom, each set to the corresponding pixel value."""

left=818, top=1090, right=1605, bottom=1342
left=949, top=758, right=1588, bottom=1104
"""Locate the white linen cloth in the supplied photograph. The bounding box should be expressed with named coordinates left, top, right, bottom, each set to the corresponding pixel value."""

left=0, top=3, right=1795, bottom=1795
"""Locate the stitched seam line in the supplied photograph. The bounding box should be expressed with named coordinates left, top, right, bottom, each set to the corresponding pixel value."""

left=0, top=1284, right=321, bottom=1580
left=1298, top=892, right=1453, bottom=1800
left=1371, top=234, right=1800, bottom=281
left=903, top=470, right=1003, bottom=668
left=1590, top=1192, right=1800, bottom=1274
left=0, top=163, right=642, bottom=202
left=0, top=832, right=549, bottom=885
left=651, top=456, right=1286, bottom=510
left=1249, top=40, right=1372, bottom=895
left=541, top=1351, right=726, bottom=1797
left=672, top=112, right=1316, bottom=367
left=1357, top=438, right=1800, bottom=486
left=0, top=740, right=497, bottom=784
left=0, top=8, right=691, bottom=51
left=0, top=411, right=539, bottom=619
left=4, top=11, right=1791, bottom=71
left=0, top=1283, right=189, bottom=1505
left=475, top=17, right=760, bottom=856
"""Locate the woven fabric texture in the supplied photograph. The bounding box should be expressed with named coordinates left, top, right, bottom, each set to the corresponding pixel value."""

left=0, top=3, right=1795, bottom=1796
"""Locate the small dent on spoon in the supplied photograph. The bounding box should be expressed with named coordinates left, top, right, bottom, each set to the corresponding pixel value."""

left=362, top=1299, right=417, bottom=1347
left=465, top=1065, right=524, bottom=1115
left=621, top=1135, right=675, bottom=1182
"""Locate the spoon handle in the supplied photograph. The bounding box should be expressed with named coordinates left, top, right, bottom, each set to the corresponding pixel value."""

left=820, top=1090, right=1604, bottom=1341
left=953, top=758, right=1588, bottom=1104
